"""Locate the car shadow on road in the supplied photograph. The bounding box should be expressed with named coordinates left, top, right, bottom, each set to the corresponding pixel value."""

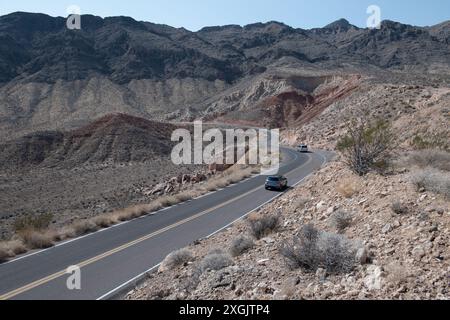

left=265, top=186, right=293, bottom=193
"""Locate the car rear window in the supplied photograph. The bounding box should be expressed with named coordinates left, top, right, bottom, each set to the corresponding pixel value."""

left=267, top=177, right=280, bottom=181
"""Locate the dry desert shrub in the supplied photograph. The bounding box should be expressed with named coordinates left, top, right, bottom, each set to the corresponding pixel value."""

left=412, top=133, right=449, bottom=152
left=0, top=240, right=26, bottom=262
left=161, top=248, right=194, bottom=271
left=337, top=119, right=394, bottom=176
left=158, top=196, right=179, bottom=208
left=247, top=213, right=280, bottom=240
left=411, top=168, right=450, bottom=198
left=113, top=205, right=148, bottom=222
left=408, top=149, right=450, bottom=172
left=391, top=201, right=409, bottom=215
left=71, top=220, right=100, bottom=236
left=329, top=210, right=353, bottom=233
left=280, top=224, right=357, bottom=274
left=198, top=250, right=233, bottom=273
left=13, top=213, right=53, bottom=233
left=229, top=235, right=254, bottom=257
left=93, top=215, right=118, bottom=229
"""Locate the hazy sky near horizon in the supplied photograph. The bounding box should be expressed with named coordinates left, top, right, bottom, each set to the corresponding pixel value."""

left=1, top=0, right=449, bottom=31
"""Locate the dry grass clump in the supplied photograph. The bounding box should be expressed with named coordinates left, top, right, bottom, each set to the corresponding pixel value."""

left=411, top=168, right=450, bottom=198
left=411, top=133, right=449, bottom=152
left=71, top=220, right=100, bottom=236
left=5, top=240, right=27, bottom=256
left=0, top=240, right=27, bottom=262
left=92, top=215, right=118, bottom=229
left=336, top=178, right=360, bottom=198
left=229, top=235, right=254, bottom=257
left=247, top=213, right=280, bottom=240
left=19, top=230, right=54, bottom=249
left=0, top=247, right=9, bottom=262
left=204, top=166, right=256, bottom=192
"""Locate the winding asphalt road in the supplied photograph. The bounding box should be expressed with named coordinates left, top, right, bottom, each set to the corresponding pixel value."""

left=0, top=147, right=331, bottom=300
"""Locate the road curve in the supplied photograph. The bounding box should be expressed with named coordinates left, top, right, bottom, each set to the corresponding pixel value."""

left=0, top=147, right=332, bottom=300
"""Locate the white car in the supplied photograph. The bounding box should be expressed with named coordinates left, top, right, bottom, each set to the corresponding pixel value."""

left=298, top=144, right=308, bottom=153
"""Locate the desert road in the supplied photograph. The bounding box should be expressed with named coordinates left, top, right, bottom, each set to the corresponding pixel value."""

left=0, top=147, right=332, bottom=300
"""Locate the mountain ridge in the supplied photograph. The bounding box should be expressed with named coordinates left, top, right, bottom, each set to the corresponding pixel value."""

left=1, top=12, right=449, bottom=85
left=0, top=12, right=449, bottom=138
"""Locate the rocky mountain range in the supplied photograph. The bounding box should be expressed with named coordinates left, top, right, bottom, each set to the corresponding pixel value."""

left=0, top=12, right=449, bottom=139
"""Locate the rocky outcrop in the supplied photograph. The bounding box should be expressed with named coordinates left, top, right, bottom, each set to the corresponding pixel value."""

left=145, top=173, right=209, bottom=196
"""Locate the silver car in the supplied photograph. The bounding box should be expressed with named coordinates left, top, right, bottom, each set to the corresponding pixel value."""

left=265, top=176, right=288, bottom=191
left=298, top=144, right=308, bottom=153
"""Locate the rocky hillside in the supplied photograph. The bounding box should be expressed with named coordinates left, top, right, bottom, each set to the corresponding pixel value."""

left=0, top=114, right=205, bottom=239
left=1, top=12, right=449, bottom=138
left=0, top=113, right=177, bottom=170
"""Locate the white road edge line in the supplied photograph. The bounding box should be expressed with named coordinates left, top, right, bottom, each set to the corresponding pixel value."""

left=4, top=149, right=301, bottom=265
left=96, top=264, right=161, bottom=301
left=4, top=175, right=266, bottom=265
left=97, top=151, right=327, bottom=300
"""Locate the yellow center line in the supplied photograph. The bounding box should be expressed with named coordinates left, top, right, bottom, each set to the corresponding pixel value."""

left=0, top=153, right=312, bottom=300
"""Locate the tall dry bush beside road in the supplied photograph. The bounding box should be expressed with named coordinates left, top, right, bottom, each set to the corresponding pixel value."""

left=337, top=119, right=394, bottom=176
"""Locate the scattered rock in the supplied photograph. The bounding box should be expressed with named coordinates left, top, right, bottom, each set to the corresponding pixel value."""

left=356, top=246, right=370, bottom=265
left=364, top=266, right=383, bottom=291
left=382, top=224, right=393, bottom=234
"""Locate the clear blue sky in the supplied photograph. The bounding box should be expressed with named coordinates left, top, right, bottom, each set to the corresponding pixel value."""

left=1, top=0, right=449, bottom=30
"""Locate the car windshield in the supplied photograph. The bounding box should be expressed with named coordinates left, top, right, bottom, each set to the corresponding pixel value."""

left=267, top=177, right=281, bottom=181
